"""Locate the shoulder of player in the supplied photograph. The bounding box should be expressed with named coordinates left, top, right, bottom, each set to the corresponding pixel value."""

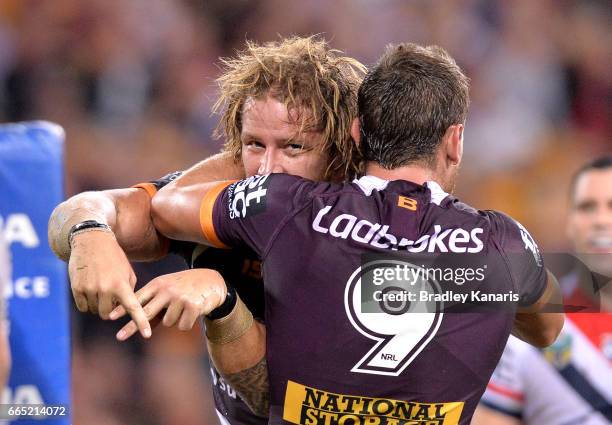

left=441, top=196, right=486, bottom=218
left=477, top=210, right=528, bottom=241
left=418, top=196, right=493, bottom=234
left=432, top=206, right=539, bottom=258
left=264, top=173, right=350, bottom=203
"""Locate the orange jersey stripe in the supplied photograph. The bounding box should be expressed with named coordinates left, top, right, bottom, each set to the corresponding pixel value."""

left=132, top=182, right=158, bottom=198
left=131, top=182, right=170, bottom=257
left=200, top=181, right=236, bottom=249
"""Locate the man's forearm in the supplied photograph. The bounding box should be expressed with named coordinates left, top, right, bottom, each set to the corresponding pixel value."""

left=224, top=357, right=269, bottom=417
left=48, top=189, right=165, bottom=262
left=49, top=191, right=118, bottom=261
left=152, top=151, right=245, bottom=244
left=205, top=298, right=269, bottom=417
left=50, top=151, right=243, bottom=261
left=171, top=151, right=245, bottom=187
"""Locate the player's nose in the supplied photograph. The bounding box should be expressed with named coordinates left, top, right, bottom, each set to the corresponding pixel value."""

left=592, top=208, right=612, bottom=229
left=258, top=150, right=285, bottom=175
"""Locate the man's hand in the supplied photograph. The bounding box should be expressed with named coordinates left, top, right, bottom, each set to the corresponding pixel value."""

left=110, top=269, right=227, bottom=341
left=69, top=230, right=151, bottom=338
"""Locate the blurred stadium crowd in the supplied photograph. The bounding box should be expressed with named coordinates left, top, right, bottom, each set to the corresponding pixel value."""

left=0, top=0, right=609, bottom=424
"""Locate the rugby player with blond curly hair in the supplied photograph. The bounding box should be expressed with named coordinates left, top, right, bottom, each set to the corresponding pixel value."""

left=49, top=36, right=365, bottom=425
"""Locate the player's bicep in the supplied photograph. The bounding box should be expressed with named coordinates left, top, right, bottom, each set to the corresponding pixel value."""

left=152, top=180, right=234, bottom=247
left=155, top=173, right=310, bottom=254
left=490, top=212, right=563, bottom=346
left=106, top=188, right=153, bottom=238
left=100, top=187, right=169, bottom=259
left=491, top=212, right=547, bottom=306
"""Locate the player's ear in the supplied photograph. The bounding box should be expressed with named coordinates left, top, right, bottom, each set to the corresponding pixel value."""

left=351, top=118, right=361, bottom=147
left=444, top=124, right=463, bottom=166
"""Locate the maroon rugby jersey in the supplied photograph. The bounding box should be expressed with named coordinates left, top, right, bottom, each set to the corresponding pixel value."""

left=202, top=174, right=548, bottom=425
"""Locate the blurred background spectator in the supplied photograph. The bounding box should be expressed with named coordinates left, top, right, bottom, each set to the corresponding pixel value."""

left=0, top=0, right=609, bottom=424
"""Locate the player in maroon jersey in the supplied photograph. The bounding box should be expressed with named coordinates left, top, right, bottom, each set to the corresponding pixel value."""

left=48, top=37, right=365, bottom=425
left=145, top=43, right=565, bottom=425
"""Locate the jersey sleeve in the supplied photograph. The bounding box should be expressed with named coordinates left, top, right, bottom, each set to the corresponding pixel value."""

left=132, top=171, right=183, bottom=196
left=131, top=171, right=184, bottom=254
left=201, top=173, right=314, bottom=257
left=488, top=211, right=548, bottom=307
left=480, top=338, right=526, bottom=418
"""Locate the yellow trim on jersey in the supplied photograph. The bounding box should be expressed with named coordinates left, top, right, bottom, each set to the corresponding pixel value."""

left=283, top=380, right=464, bottom=425
left=199, top=180, right=236, bottom=249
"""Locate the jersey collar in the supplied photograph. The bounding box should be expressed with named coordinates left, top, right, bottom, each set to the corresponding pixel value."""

left=353, top=175, right=449, bottom=206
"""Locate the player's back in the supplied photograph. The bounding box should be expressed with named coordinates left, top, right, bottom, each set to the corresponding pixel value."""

left=257, top=175, right=545, bottom=425
left=210, top=173, right=548, bottom=425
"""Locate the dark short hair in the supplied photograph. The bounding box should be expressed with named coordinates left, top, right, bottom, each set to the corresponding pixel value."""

left=570, top=155, right=612, bottom=201
left=358, top=43, right=470, bottom=169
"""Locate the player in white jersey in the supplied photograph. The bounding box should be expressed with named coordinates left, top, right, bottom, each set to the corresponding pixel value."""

left=474, top=156, right=612, bottom=425
left=477, top=314, right=611, bottom=424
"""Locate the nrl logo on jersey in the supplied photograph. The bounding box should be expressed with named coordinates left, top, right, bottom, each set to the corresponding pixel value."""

left=228, top=174, right=270, bottom=219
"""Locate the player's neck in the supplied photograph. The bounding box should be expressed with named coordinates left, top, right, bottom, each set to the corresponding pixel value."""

left=364, top=161, right=438, bottom=186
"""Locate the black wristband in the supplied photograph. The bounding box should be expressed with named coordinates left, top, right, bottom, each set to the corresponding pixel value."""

left=70, top=220, right=110, bottom=234
left=68, top=220, right=111, bottom=245
left=205, top=285, right=237, bottom=320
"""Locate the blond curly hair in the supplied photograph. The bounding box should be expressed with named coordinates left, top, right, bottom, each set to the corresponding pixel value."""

left=213, top=36, right=366, bottom=181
